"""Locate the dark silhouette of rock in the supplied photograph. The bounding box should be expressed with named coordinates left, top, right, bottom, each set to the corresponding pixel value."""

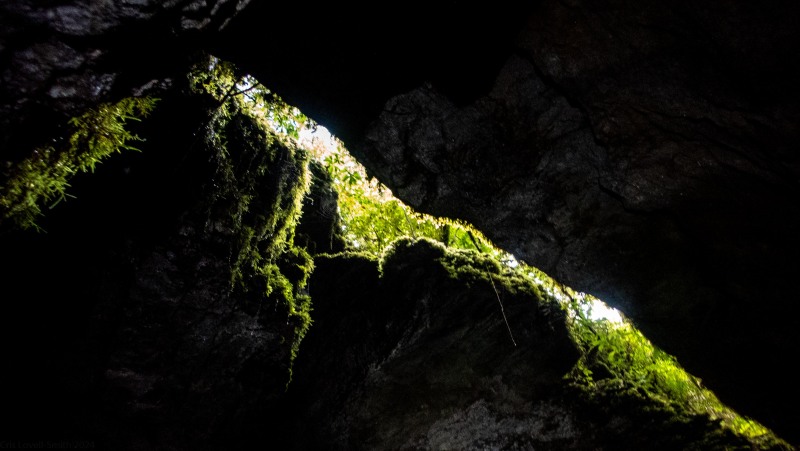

left=0, top=79, right=313, bottom=449
left=283, top=239, right=784, bottom=450
left=0, top=0, right=250, bottom=162
left=221, top=2, right=800, bottom=441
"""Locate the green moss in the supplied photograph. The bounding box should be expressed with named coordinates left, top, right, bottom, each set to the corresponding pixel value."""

left=279, top=246, right=314, bottom=288
left=306, top=131, right=499, bottom=257
left=260, top=259, right=313, bottom=361
left=380, top=239, right=788, bottom=447
left=187, top=55, right=316, bottom=382
left=381, top=237, right=553, bottom=318
left=186, top=57, right=788, bottom=447
left=0, top=97, right=158, bottom=230
left=560, top=289, right=790, bottom=448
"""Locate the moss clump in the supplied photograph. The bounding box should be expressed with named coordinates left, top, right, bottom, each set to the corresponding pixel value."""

left=380, top=237, right=545, bottom=306
left=380, top=237, right=569, bottom=342
left=186, top=55, right=315, bottom=378
left=0, top=97, right=158, bottom=230
left=303, top=130, right=499, bottom=257
left=559, top=289, right=790, bottom=449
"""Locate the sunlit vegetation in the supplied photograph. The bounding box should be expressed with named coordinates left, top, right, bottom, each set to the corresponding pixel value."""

left=526, top=271, right=785, bottom=447
left=9, top=52, right=777, bottom=444
left=294, top=122, right=772, bottom=442
left=251, top=68, right=783, bottom=445
left=187, top=56, right=315, bottom=374
left=0, top=97, right=157, bottom=230
left=301, top=132, right=499, bottom=256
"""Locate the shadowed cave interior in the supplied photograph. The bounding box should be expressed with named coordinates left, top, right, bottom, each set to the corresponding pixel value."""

left=0, top=2, right=799, bottom=449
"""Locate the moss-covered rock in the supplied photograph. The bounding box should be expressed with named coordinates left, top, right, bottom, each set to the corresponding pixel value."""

left=0, top=59, right=316, bottom=450
left=285, top=238, right=575, bottom=449
left=88, top=65, right=319, bottom=448
left=294, top=160, right=346, bottom=255
left=0, top=96, right=158, bottom=231
left=283, top=238, right=789, bottom=450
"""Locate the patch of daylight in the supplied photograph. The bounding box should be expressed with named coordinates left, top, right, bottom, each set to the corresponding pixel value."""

left=497, top=252, right=624, bottom=324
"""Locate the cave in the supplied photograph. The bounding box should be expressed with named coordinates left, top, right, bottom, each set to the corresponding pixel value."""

left=1, top=1, right=798, bottom=449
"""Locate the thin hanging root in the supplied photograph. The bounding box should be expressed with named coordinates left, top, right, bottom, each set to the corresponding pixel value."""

left=489, top=275, right=517, bottom=347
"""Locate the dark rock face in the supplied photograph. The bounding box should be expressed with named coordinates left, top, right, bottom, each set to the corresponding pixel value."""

left=349, top=4, right=800, bottom=442
left=0, top=0, right=250, bottom=161
left=213, top=2, right=530, bottom=145
left=2, top=0, right=800, bottom=447
left=90, top=104, right=311, bottom=449
left=0, top=85, right=311, bottom=449
left=284, top=239, right=776, bottom=450
left=296, top=242, right=578, bottom=449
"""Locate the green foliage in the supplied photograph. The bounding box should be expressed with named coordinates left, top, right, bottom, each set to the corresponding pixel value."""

left=560, top=288, right=786, bottom=447
left=567, top=304, right=700, bottom=404
left=262, top=255, right=313, bottom=362
left=277, top=245, right=314, bottom=361
left=186, top=59, right=790, bottom=444
left=378, top=228, right=787, bottom=446
left=305, top=135, right=496, bottom=257
left=189, top=57, right=307, bottom=140
left=193, top=58, right=497, bottom=259
left=188, top=55, right=315, bottom=378
left=0, top=97, right=157, bottom=230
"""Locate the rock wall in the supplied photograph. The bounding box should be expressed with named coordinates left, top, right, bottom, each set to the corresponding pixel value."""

left=358, top=48, right=800, bottom=441
left=282, top=239, right=783, bottom=450
left=1, top=0, right=250, bottom=163
left=0, top=71, right=312, bottom=450
left=2, top=0, right=799, bottom=446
